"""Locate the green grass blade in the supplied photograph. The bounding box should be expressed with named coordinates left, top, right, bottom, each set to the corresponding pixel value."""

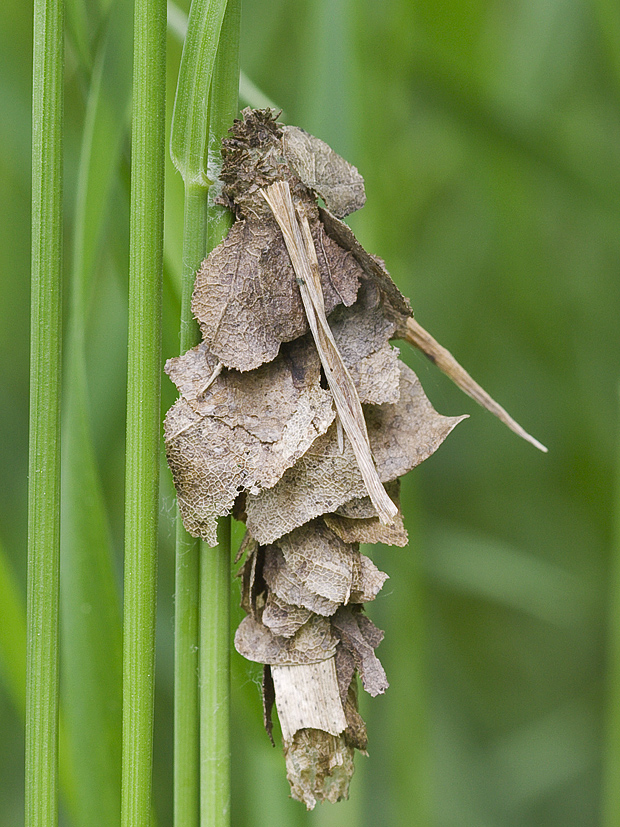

left=61, top=4, right=132, bottom=824
left=167, top=0, right=279, bottom=112
left=121, top=0, right=167, bottom=822
left=172, top=182, right=208, bottom=827
left=27, top=0, right=64, bottom=823
left=170, top=0, right=229, bottom=186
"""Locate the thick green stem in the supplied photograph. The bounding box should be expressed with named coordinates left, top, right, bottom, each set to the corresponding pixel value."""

left=27, top=0, right=64, bottom=823
left=121, top=0, right=166, bottom=823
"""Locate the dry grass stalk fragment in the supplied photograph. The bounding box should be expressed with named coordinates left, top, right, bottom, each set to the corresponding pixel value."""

left=163, top=108, right=546, bottom=808
left=403, top=317, right=548, bottom=452
left=261, top=180, right=398, bottom=524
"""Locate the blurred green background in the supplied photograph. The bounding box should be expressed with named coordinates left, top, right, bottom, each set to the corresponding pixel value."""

left=2, top=0, right=619, bottom=824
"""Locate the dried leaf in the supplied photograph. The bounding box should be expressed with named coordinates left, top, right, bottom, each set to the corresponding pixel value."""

left=342, top=678, right=368, bottom=752
left=275, top=520, right=359, bottom=605
left=192, top=216, right=361, bottom=372
left=335, top=643, right=356, bottom=705
left=319, top=206, right=412, bottom=325
left=246, top=361, right=466, bottom=544
left=325, top=511, right=408, bottom=547
left=164, top=339, right=335, bottom=544
left=234, top=614, right=338, bottom=666
left=349, top=554, right=389, bottom=603
left=281, top=124, right=366, bottom=218
left=331, top=607, right=388, bottom=697
left=271, top=659, right=347, bottom=741
left=326, top=481, right=408, bottom=546
left=328, top=278, right=401, bottom=405
left=283, top=729, right=354, bottom=809
left=262, top=591, right=313, bottom=637
left=262, top=180, right=398, bottom=524
left=263, top=544, right=341, bottom=617
left=238, top=542, right=258, bottom=617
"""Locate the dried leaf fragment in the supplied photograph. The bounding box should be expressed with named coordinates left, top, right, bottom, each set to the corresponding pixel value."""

left=164, top=338, right=336, bottom=544
left=262, top=592, right=313, bottom=638
left=192, top=216, right=361, bottom=372
left=263, top=545, right=341, bottom=618
left=281, top=124, right=366, bottom=218
left=234, top=614, right=338, bottom=666
left=246, top=361, right=466, bottom=544
left=332, top=607, right=388, bottom=697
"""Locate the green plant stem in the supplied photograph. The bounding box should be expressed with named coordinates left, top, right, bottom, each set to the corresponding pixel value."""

left=173, top=185, right=206, bottom=827
left=27, top=0, right=64, bottom=824
left=121, top=0, right=166, bottom=823
left=198, top=4, right=239, bottom=824
left=199, top=519, right=231, bottom=827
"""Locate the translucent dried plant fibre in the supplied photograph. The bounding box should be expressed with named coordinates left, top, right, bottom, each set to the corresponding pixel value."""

left=163, top=108, right=546, bottom=809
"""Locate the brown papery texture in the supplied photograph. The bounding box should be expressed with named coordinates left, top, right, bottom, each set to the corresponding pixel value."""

left=164, top=108, right=466, bottom=807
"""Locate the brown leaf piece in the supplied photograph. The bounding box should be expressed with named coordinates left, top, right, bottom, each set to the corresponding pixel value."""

left=234, top=614, right=338, bottom=666
left=281, top=125, right=366, bottom=218
left=325, top=480, right=408, bottom=547
left=328, top=278, right=401, bottom=406
left=246, top=361, right=466, bottom=544
left=319, top=206, right=413, bottom=327
left=263, top=545, right=340, bottom=618
left=341, top=678, right=368, bottom=752
left=164, top=338, right=335, bottom=545
left=262, top=592, right=313, bottom=638
left=275, top=520, right=388, bottom=605
left=275, top=520, right=359, bottom=605
left=349, top=555, right=389, bottom=604
left=262, top=665, right=276, bottom=746
left=325, top=511, right=408, bottom=547
left=331, top=607, right=388, bottom=697
left=192, top=216, right=361, bottom=372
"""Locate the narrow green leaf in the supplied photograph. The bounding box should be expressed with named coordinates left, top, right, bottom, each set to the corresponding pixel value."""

left=170, top=0, right=229, bottom=186
left=167, top=0, right=280, bottom=113
left=28, top=0, right=64, bottom=823
left=170, top=0, right=239, bottom=821
left=121, top=0, right=166, bottom=822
